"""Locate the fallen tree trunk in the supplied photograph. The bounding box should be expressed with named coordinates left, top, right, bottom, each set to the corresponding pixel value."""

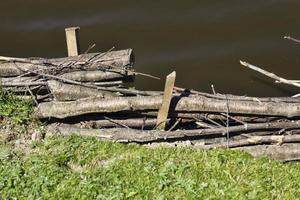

left=0, top=49, right=133, bottom=77
left=45, top=121, right=300, bottom=143
left=0, top=77, right=46, bottom=87
left=77, top=118, right=165, bottom=129
left=207, top=135, right=300, bottom=148
left=35, top=95, right=300, bottom=119
left=234, top=144, right=300, bottom=162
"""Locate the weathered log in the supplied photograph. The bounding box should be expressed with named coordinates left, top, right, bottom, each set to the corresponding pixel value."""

left=45, top=121, right=300, bottom=143
left=148, top=142, right=300, bottom=161
left=174, top=87, right=300, bottom=103
left=191, top=131, right=280, bottom=145
left=92, top=81, right=123, bottom=87
left=141, top=111, right=282, bottom=123
left=76, top=118, right=194, bottom=129
left=235, top=144, right=300, bottom=161
left=35, top=94, right=300, bottom=119
left=36, top=96, right=161, bottom=119
left=207, top=135, right=300, bottom=148
left=60, top=70, right=134, bottom=82
left=0, top=77, right=46, bottom=87
left=77, top=118, right=164, bottom=129
left=0, top=49, right=133, bottom=77
left=47, top=80, right=117, bottom=101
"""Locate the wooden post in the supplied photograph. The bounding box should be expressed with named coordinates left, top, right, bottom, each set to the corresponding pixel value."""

left=156, top=71, right=176, bottom=130
left=65, top=27, right=80, bottom=56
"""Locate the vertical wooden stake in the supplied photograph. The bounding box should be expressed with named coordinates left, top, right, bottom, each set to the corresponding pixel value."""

left=156, top=71, right=176, bottom=130
left=65, top=26, right=80, bottom=56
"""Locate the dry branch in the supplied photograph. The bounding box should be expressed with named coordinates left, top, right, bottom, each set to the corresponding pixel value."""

left=240, top=61, right=300, bottom=88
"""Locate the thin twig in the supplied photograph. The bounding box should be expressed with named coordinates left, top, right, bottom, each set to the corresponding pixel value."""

left=197, top=114, right=224, bottom=128
left=167, top=118, right=181, bottom=132
left=26, top=86, right=38, bottom=105
left=211, top=84, right=216, bottom=95
left=103, top=116, right=130, bottom=129
left=86, top=46, right=115, bottom=63
left=225, top=94, right=230, bottom=148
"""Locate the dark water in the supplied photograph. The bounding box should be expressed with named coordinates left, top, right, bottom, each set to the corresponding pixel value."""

left=1, top=0, right=300, bottom=96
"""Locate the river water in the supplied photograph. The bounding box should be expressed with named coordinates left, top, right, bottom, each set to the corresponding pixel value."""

left=1, top=0, right=300, bottom=96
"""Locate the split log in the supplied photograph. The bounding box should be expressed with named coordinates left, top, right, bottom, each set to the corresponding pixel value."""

left=47, top=80, right=117, bottom=101
left=45, top=121, right=300, bottom=143
left=156, top=71, right=176, bottom=130
left=0, top=49, right=133, bottom=77
left=35, top=94, right=300, bottom=119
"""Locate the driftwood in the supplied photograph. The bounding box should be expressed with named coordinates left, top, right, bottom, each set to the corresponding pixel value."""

left=0, top=49, right=134, bottom=77
left=35, top=94, right=300, bottom=119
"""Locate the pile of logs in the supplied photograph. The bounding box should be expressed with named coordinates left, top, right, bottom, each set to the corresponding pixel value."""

left=2, top=49, right=300, bottom=161
left=0, top=48, right=137, bottom=103
left=2, top=28, right=300, bottom=162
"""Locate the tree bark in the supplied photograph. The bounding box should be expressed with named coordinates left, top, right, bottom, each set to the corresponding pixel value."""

left=60, top=70, right=133, bottom=82
left=0, top=49, right=133, bottom=77
left=47, top=80, right=117, bottom=101
left=45, top=121, right=300, bottom=143
left=235, top=144, right=300, bottom=161
left=207, top=135, right=300, bottom=148
left=35, top=95, right=300, bottom=119
left=76, top=118, right=164, bottom=129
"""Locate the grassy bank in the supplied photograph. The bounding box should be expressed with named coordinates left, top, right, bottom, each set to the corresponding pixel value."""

left=1, top=136, right=300, bottom=199
left=1, top=90, right=300, bottom=199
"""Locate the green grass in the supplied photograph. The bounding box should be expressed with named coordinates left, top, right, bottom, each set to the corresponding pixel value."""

left=1, top=89, right=300, bottom=199
left=1, top=136, right=300, bottom=199
left=0, top=89, right=33, bottom=124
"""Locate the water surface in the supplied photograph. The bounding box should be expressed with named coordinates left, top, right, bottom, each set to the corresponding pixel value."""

left=1, top=0, right=300, bottom=96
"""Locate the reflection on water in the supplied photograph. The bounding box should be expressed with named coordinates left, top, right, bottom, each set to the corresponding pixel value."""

left=1, top=0, right=300, bottom=96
